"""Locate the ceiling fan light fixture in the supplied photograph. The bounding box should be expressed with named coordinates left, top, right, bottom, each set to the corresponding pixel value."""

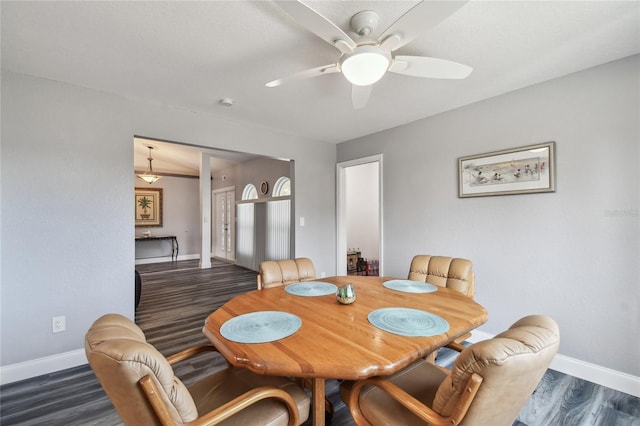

left=137, top=146, right=161, bottom=184
left=340, top=46, right=390, bottom=86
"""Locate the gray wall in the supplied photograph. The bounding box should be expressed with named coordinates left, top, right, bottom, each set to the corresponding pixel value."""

left=232, top=157, right=291, bottom=200
left=337, top=56, right=639, bottom=376
left=1, top=71, right=336, bottom=366
left=135, top=175, right=201, bottom=260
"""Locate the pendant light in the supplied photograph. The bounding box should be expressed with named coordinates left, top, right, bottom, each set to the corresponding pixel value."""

left=137, top=146, right=161, bottom=184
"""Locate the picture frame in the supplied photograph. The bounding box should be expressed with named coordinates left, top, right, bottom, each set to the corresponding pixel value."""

left=459, top=142, right=555, bottom=198
left=135, top=187, right=163, bottom=227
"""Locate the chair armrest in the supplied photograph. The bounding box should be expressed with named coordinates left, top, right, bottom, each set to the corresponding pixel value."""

left=257, top=274, right=263, bottom=290
left=139, top=376, right=299, bottom=426
left=139, top=375, right=176, bottom=425
left=347, top=373, right=482, bottom=426
left=347, top=377, right=449, bottom=426
left=188, top=386, right=299, bottom=426
left=166, top=345, right=218, bottom=365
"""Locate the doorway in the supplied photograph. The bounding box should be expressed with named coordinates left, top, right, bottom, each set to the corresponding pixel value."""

left=134, top=136, right=294, bottom=269
left=336, top=155, right=383, bottom=276
left=213, top=187, right=235, bottom=262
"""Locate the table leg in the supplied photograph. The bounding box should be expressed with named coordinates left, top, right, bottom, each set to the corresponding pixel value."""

left=172, top=237, right=179, bottom=261
left=311, top=378, right=326, bottom=426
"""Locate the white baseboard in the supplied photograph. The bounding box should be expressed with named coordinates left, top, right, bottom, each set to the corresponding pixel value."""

left=469, top=330, right=640, bottom=398
left=466, top=329, right=495, bottom=343
left=2, top=330, right=639, bottom=398
left=550, top=354, right=640, bottom=398
left=0, top=349, right=87, bottom=385
left=135, top=253, right=200, bottom=265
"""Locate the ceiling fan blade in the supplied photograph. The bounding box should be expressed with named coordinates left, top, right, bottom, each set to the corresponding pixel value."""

left=266, top=64, right=339, bottom=88
left=389, top=56, right=472, bottom=79
left=379, top=1, right=468, bottom=51
left=352, top=85, right=372, bottom=110
left=274, top=1, right=356, bottom=54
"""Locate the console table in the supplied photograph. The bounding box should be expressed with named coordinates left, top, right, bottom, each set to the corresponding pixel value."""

left=135, top=235, right=179, bottom=261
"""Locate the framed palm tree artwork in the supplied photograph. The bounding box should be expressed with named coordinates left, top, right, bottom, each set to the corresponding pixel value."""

left=135, top=187, right=163, bottom=227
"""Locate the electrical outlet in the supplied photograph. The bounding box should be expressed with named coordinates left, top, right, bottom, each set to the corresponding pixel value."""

left=52, top=316, right=66, bottom=333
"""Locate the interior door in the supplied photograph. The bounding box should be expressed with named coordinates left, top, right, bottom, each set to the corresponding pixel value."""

left=213, top=189, right=235, bottom=261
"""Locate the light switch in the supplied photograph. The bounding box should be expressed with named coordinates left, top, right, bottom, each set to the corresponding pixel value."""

left=300, top=217, right=305, bottom=227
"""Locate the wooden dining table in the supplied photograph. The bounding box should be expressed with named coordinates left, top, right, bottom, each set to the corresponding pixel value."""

left=202, top=275, right=487, bottom=426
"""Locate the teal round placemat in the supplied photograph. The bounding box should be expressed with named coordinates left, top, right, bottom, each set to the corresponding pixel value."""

left=284, top=282, right=338, bottom=297
left=368, top=307, right=449, bottom=337
left=383, top=279, right=437, bottom=294
left=220, top=311, right=301, bottom=343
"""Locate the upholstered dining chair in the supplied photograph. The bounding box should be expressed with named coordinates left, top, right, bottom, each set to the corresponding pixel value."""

left=340, top=315, right=560, bottom=426
left=408, top=255, right=475, bottom=362
left=257, top=257, right=316, bottom=290
left=85, top=313, right=310, bottom=426
left=408, top=255, right=475, bottom=298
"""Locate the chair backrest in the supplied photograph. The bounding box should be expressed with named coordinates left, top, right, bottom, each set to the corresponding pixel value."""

left=408, top=255, right=474, bottom=297
left=85, top=313, right=198, bottom=425
left=434, top=315, right=560, bottom=426
left=258, top=258, right=316, bottom=289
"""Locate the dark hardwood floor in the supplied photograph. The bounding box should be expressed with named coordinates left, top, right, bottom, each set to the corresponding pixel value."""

left=1, top=259, right=638, bottom=425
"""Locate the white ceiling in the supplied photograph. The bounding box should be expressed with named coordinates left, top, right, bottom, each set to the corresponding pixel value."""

left=3, top=1, right=639, bottom=172
left=133, top=137, right=259, bottom=177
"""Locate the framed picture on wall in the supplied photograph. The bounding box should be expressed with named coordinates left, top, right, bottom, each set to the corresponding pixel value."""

left=260, top=180, right=269, bottom=195
left=135, top=187, right=163, bottom=227
left=458, top=142, right=556, bottom=198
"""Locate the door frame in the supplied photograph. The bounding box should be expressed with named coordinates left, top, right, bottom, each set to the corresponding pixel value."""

left=336, top=154, right=383, bottom=276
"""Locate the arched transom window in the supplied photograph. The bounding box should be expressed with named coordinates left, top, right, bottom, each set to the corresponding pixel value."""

left=242, top=184, right=258, bottom=200
left=273, top=177, right=291, bottom=197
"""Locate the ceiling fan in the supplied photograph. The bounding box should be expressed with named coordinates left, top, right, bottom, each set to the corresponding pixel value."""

left=266, top=0, right=473, bottom=109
